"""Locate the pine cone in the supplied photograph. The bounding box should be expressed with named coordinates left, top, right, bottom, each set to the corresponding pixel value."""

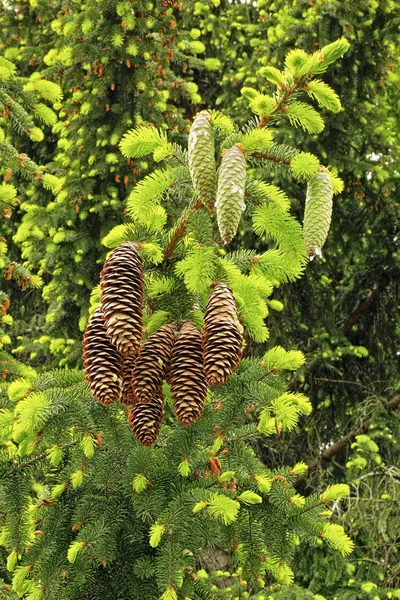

left=100, top=242, right=144, bottom=356
left=215, top=144, right=247, bottom=244
left=127, top=389, right=164, bottom=446
left=168, top=321, right=208, bottom=425
left=132, top=324, right=176, bottom=403
left=82, top=308, right=123, bottom=405
left=204, top=282, right=237, bottom=324
left=203, top=284, right=243, bottom=386
left=121, top=356, right=137, bottom=406
left=160, top=0, right=177, bottom=7
left=303, top=170, right=333, bottom=258
left=188, top=111, right=217, bottom=209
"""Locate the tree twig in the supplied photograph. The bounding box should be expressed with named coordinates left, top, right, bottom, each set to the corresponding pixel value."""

left=293, top=395, right=400, bottom=488
left=163, top=197, right=203, bottom=260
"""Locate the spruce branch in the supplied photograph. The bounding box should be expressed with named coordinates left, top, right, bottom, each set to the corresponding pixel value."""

left=251, top=152, right=292, bottom=166
left=163, top=196, right=203, bottom=260
left=258, top=78, right=303, bottom=129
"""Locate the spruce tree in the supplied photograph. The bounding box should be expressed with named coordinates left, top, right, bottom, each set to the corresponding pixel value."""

left=0, top=42, right=356, bottom=600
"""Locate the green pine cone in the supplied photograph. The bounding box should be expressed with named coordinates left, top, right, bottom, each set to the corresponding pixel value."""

left=188, top=111, right=217, bottom=209
left=303, top=170, right=333, bottom=258
left=215, top=144, right=247, bottom=244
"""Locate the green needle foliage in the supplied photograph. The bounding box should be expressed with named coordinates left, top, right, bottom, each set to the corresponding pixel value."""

left=0, top=42, right=356, bottom=600
left=0, top=57, right=62, bottom=351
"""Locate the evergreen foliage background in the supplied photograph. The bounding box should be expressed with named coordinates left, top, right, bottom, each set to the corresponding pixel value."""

left=0, top=1, right=399, bottom=599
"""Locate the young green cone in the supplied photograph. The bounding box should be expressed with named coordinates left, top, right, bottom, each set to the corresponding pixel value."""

left=215, top=144, right=247, bottom=244
left=303, top=170, right=333, bottom=258
left=188, top=111, right=217, bottom=209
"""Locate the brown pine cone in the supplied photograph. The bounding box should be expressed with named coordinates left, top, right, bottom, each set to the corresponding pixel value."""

left=121, top=356, right=137, bottom=406
left=127, top=389, right=164, bottom=446
left=132, top=324, right=176, bottom=403
left=100, top=242, right=144, bottom=357
left=203, top=283, right=242, bottom=386
left=204, top=282, right=237, bottom=325
left=82, top=308, right=123, bottom=405
left=168, top=321, right=208, bottom=426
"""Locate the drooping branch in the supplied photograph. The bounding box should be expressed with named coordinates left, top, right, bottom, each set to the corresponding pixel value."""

left=289, top=271, right=396, bottom=391
left=340, top=273, right=392, bottom=334
left=293, top=395, right=400, bottom=488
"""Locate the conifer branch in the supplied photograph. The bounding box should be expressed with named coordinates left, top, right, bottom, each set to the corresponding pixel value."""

left=258, top=79, right=302, bottom=128
left=163, top=197, right=203, bottom=260
left=13, top=440, right=78, bottom=472
left=340, top=272, right=393, bottom=333
left=251, top=152, right=292, bottom=166
left=293, top=395, right=400, bottom=488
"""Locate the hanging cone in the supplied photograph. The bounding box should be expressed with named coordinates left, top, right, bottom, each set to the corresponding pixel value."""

left=303, top=170, right=333, bottom=258
left=127, top=388, right=164, bottom=446
left=188, top=111, right=217, bottom=209
left=121, top=356, right=137, bottom=406
left=168, top=321, right=208, bottom=426
left=160, top=0, right=177, bottom=7
left=204, top=282, right=237, bottom=325
left=215, top=144, right=247, bottom=244
left=203, top=283, right=243, bottom=386
left=100, top=242, right=144, bottom=357
left=132, top=324, right=176, bottom=403
left=82, top=308, right=123, bottom=405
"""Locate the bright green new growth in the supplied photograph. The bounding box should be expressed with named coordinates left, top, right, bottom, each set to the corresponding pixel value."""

left=188, top=111, right=217, bottom=209
left=215, top=144, right=247, bottom=244
left=303, top=170, right=334, bottom=258
left=0, top=37, right=355, bottom=600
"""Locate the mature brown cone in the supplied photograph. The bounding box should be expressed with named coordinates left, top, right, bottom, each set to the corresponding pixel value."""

left=203, top=283, right=243, bottom=386
left=82, top=308, right=123, bottom=405
left=127, top=389, right=164, bottom=446
left=204, top=283, right=237, bottom=325
left=121, top=356, right=137, bottom=406
left=100, top=242, right=144, bottom=357
left=168, top=321, right=208, bottom=426
left=132, top=324, right=176, bottom=403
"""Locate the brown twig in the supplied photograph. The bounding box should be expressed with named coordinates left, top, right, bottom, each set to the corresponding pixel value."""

left=251, top=152, right=292, bottom=166
left=163, top=197, right=203, bottom=260
left=340, top=274, right=392, bottom=334
left=258, top=80, right=301, bottom=129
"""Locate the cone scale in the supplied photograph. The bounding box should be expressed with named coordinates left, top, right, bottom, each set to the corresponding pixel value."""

left=121, top=356, right=137, bottom=406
